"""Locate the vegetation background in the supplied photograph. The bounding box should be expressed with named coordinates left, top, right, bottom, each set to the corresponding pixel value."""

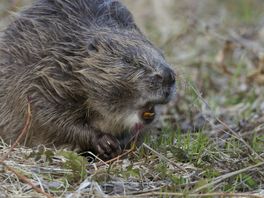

left=0, top=0, right=264, bottom=197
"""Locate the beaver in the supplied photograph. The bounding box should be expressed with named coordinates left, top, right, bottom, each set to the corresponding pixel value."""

left=0, top=0, right=176, bottom=160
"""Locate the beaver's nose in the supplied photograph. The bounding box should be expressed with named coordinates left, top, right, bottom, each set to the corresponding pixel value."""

left=153, top=66, right=176, bottom=87
left=161, top=66, right=175, bottom=87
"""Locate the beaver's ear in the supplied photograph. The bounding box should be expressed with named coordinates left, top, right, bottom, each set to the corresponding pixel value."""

left=109, top=1, right=136, bottom=29
left=97, top=0, right=136, bottom=29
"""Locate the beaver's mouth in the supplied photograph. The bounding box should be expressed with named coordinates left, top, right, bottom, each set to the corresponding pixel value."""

left=140, top=103, right=156, bottom=124
left=137, top=89, right=175, bottom=125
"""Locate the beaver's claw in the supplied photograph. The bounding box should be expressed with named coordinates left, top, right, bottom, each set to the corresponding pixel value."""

left=95, top=133, right=122, bottom=160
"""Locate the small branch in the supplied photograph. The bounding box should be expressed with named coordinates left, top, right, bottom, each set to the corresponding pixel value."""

left=142, top=143, right=187, bottom=172
left=110, top=192, right=263, bottom=198
left=0, top=101, right=54, bottom=198
left=189, top=83, right=263, bottom=161
left=96, top=148, right=135, bottom=167
left=3, top=163, right=54, bottom=198
left=106, top=148, right=134, bottom=164
left=0, top=102, right=32, bottom=163
left=193, top=161, right=264, bottom=193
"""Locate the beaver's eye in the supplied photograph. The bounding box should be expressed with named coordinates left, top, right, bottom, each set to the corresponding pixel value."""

left=87, top=38, right=99, bottom=53
left=88, top=43, right=98, bottom=52
left=153, top=73, right=163, bottom=82
left=123, top=57, right=133, bottom=64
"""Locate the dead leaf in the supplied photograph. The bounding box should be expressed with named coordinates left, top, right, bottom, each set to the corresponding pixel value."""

left=215, top=40, right=237, bottom=75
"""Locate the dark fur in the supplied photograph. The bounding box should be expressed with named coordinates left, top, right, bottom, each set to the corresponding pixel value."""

left=0, top=0, right=175, bottom=159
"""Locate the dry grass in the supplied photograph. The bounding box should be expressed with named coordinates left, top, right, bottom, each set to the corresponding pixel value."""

left=1, top=0, right=264, bottom=197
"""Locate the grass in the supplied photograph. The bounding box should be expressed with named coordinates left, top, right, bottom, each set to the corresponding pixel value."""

left=1, top=0, right=264, bottom=197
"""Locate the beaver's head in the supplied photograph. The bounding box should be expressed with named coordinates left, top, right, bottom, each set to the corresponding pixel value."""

left=77, top=30, right=176, bottom=133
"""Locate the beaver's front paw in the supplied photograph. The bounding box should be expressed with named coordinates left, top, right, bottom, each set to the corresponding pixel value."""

left=95, top=133, right=122, bottom=160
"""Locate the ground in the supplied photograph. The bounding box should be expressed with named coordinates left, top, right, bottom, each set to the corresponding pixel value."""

left=0, top=0, right=264, bottom=197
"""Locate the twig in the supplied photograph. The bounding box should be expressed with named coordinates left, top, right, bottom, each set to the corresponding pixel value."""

left=3, top=162, right=54, bottom=198
left=187, top=82, right=264, bottom=193
left=91, top=148, right=134, bottom=168
left=193, top=161, right=264, bottom=193
left=0, top=102, right=32, bottom=163
left=142, top=143, right=187, bottom=172
left=189, top=83, right=263, bottom=161
left=96, top=148, right=135, bottom=167
left=110, top=192, right=263, bottom=198
left=2, top=162, right=53, bottom=198
left=0, top=101, right=54, bottom=198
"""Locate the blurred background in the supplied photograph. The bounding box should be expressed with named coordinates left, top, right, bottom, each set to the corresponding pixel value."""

left=1, top=2, right=264, bottom=195
left=1, top=0, right=264, bottom=133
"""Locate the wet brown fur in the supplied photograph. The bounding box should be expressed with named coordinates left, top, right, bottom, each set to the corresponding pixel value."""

left=0, top=0, right=175, bottom=159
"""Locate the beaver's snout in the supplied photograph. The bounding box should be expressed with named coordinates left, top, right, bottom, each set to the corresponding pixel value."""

left=161, top=66, right=176, bottom=99
left=152, top=65, right=176, bottom=98
left=153, top=66, right=175, bottom=86
left=161, top=66, right=176, bottom=88
left=139, top=66, right=175, bottom=125
left=155, top=65, right=176, bottom=101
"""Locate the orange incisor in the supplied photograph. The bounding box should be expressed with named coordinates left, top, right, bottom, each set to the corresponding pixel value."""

left=143, top=111, right=155, bottom=119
